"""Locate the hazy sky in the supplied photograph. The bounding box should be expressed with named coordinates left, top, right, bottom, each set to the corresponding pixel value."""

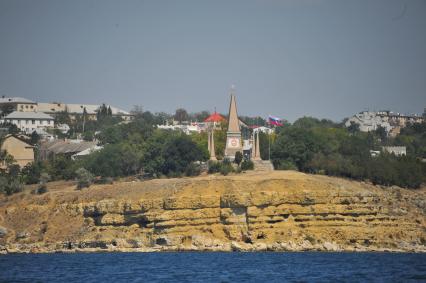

left=0, top=0, right=425, bottom=122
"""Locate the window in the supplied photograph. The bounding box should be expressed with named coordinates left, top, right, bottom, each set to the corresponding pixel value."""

left=32, top=120, right=35, bottom=124
left=30, top=105, right=34, bottom=109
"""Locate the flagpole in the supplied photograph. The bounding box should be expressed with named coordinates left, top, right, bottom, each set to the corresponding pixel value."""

left=268, top=115, right=271, bottom=161
left=269, top=125, right=271, bottom=161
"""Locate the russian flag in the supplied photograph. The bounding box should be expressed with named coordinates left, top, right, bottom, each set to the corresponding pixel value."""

left=268, top=115, right=283, bottom=126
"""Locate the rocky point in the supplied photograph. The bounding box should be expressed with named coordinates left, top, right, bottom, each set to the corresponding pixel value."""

left=0, top=171, right=425, bottom=253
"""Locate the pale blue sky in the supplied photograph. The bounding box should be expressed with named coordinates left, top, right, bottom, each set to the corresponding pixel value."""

left=0, top=0, right=425, bottom=121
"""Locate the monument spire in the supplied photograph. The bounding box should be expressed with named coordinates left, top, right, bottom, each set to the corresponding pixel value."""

left=227, top=89, right=240, bottom=133
left=225, top=86, right=243, bottom=159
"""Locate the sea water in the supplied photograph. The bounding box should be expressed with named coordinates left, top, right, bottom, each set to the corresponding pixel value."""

left=0, top=252, right=425, bottom=282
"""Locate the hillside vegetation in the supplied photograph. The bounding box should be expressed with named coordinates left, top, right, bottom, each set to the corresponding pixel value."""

left=1, top=112, right=425, bottom=197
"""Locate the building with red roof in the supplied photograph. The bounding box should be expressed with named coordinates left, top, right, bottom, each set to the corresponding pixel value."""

left=204, top=111, right=226, bottom=123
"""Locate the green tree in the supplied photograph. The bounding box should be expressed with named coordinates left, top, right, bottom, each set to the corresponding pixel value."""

left=374, top=125, right=388, bottom=142
left=174, top=108, right=189, bottom=123
left=0, top=104, right=15, bottom=117
left=55, top=110, right=71, bottom=125
left=30, top=131, right=40, bottom=145
left=347, top=121, right=360, bottom=134
left=22, top=161, right=45, bottom=184
left=162, top=134, right=205, bottom=176
left=241, top=160, right=254, bottom=170
left=271, top=127, right=320, bottom=171
left=293, top=117, right=338, bottom=129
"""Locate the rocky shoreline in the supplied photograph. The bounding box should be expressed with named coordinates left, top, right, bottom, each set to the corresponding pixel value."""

left=1, top=172, right=425, bottom=255
left=1, top=240, right=426, bottom=254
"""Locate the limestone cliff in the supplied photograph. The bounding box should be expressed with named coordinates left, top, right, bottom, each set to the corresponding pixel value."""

left=0, top=171, right=425, bottom=253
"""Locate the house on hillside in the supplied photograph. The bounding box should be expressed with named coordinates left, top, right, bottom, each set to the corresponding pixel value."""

left=71, top=145, right=103, bottom=160
left=1, top=111, right=54, bottom=134
left=345, top=110, right=424, bottom=137
left=0, top=96, right=134, bottom=121
left=0, top=96, right=38, bottom=114
left=39, top=139, right=98, bottom=160
left=37, top=102, right=133, bottom=121
left=0, top=135, right=34, bottom=168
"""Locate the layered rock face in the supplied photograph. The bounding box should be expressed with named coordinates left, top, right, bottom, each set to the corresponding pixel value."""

left=0, top=171, right=425, bottom=253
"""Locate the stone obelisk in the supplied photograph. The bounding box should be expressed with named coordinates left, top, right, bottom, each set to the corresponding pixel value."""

left=208, top=128, right=217, bottom=161
left=224, top=89, right=242, bottom=160
left=252, top=131, right=261, bottom=160
left=208, top=128, right=211, bottom=153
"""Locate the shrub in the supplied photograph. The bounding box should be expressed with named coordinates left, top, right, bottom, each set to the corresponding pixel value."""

left=5, top=180, right=24, bottom=195
left=185, top=162, right=201, bottom=177
left=222, top=158, right=231, bottom=166
left=36, top=186, right=48, bottom=194
left=95, top=177, right=114, bottom=185
left=274, top=160, right=297, bottom=170
left=36, top=172, right=50, bottom=194
left=0, top=176, right=24, bottom=195
left=21, top=162, right=44, bottom=184
left=241, top=160, right=254, bottom=171
left=75, top=168, right=94, bottom=189
left=0, top=176, right=7, bottom=194
left=208, top=161, right=221, bottom=174
left=219, top=162, right=233, bottom=176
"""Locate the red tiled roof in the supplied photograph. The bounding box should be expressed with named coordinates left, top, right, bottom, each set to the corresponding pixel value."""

left=204, top=112, right=225, bottom=122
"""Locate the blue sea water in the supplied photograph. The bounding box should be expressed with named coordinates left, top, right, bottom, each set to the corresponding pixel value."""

left=0, top=252, right=425, bottom=282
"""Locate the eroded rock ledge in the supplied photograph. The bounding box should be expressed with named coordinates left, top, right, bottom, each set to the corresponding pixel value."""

left=0, top=171, right=425, bottom=253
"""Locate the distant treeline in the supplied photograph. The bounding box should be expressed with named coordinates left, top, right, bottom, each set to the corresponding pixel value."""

left=271, top=117, right=426, bottom=189
left=1, top=111, right=425, bottom=195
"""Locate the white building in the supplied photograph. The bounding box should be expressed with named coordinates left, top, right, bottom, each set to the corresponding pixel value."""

left=345, top=110, right=424, bottom=136
left=253, top=126, right=274, bottom=135
left=37, top=102, right=133, bottom=121
left=345, top=111, right=392, bottom=133
left=382, top=146, right=406, bottom=156
left=0, top=96, right=133, bottom=121
left=1, top=111, right=55, bottom=134
left=157, top=123, right=203, bottom=135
